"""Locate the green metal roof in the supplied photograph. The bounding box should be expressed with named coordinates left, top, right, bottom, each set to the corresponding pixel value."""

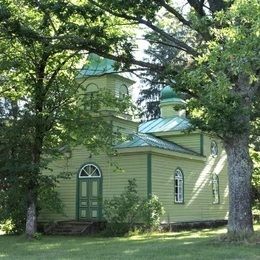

left=77, top=54, right=135, bottom=84
left=139, top=116, right=191, bottom=133
left=160, top=86, right=178, bottom=100
left=77, top=53, right=116, bottom=78
left=115, top=133, right=200, bottom=156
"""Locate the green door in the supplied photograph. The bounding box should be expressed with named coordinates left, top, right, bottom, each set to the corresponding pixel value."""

left=78, top=164, right=102, bottom=220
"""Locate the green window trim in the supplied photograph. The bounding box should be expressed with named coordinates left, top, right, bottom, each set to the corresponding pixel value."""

left=174, top=168, right=184, bottom=204
left=200, top=133, right=204, bottom=156
left=76, top=162, right=103, bottom=221
left=147, top=153, right=152, bottom=199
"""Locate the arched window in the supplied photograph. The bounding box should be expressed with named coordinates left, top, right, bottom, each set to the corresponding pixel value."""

left=85, top=83, right=99, bottom=110
left=210, top=140, right=218, bottom=157
left=86, top=83, right=99, bottom=93
left=118, top=84, right=129, bottom=99
left=79, top=164, right=101, bottom=178
left=212, top=173, right=220, bottom=204
left=174, top=168, right=184, bottom=203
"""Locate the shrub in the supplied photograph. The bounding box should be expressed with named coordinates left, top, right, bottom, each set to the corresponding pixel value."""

left=103, top=179, right=164, bottom=236
left=140, top=195, right=165, bottom=231
left=0, top=219, right=15, bottom=234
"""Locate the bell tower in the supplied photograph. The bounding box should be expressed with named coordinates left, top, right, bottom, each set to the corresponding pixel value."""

left=76, top=54, right=138, bottom=133
left=160, top=86, right=186, bottom=118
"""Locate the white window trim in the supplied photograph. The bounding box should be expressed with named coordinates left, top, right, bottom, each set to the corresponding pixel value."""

left=174, top=168, right=184, bottom=203
left=210, top=140, right=218, bottom=157
left=79, top=163, right=101, bottom=178
left=212, top=173, right=220, bottom=204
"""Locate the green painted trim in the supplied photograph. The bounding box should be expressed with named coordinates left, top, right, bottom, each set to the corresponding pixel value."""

left=98, top=175, right=103, bottom=221
left=147, top=153, right=152, bottom=199
left=200, top=133, right=204, bottom=156
left=76, top=173, right=79, bottom=221
left=76, top=162, right=103, bottom=221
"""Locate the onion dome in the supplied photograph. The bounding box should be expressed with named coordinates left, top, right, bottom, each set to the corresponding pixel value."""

left=160, top=86, right=178, bottom=100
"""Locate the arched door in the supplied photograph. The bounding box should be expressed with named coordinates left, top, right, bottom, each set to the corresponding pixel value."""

left=77, top=164, right=102, bottom=220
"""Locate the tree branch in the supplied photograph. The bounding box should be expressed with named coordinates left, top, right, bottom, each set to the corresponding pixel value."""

left=207, top=0, right=230, bottom=13
left=137, top=18, right=198, bottom=56
left=45, top=51, right=80, bottom=91
left=155, top=0, right=192, bottom=27
left=88, top=0, right=198, bottom=57
left=145, top=38, right=193, bottom=56
left=187, top=0, right=206, bottom=16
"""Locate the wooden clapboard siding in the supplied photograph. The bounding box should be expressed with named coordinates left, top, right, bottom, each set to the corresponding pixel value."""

left=40, top=138, right=228, bottom=223
left=78, top=75, right=130, bottom=99
left=103, top=153, right=147, bottom=199
left=203, top=134, right=224, bottom=158
left=112, top=117, right=138, bottom=133
left=39, top=157, right=77, bottom=221
left=39, top=147, right=147, bottom=221
left=70, top=150, right=147, bottom=198
left=163, top=133, right=201, bottom=154
left=151, top=152, right=228, bottom=223
left=79, top=76, right=108, bottom=91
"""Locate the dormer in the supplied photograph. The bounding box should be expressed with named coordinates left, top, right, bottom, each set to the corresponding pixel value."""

left=160, top=86, right=186, bottom=118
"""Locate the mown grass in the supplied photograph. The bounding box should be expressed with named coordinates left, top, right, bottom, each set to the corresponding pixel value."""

left=0, top=225, right=259, bottom=260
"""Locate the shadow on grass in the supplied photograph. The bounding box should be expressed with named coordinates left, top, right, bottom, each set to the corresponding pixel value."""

left=0, top=226, right=259, bottom=260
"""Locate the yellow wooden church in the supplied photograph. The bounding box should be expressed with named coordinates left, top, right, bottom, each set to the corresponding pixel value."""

left=40, top=55, right=229, bottom=227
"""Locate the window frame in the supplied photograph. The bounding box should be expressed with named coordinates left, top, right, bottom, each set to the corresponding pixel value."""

left=174, top=168, right=184, bottom=204
left=212, top=173, right=220, bottom=204
left=118, top=84, right=129, bottom=100
left=210, top=140, right=218, bottom=157
left=78, top=163, right=101, bottom=179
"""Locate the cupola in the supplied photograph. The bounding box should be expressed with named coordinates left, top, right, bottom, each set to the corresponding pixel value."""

left=159, top=86, right=186, bottom=118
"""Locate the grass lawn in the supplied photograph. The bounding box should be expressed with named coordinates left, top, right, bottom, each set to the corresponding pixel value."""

left=0, top=225, right=259, bottom=260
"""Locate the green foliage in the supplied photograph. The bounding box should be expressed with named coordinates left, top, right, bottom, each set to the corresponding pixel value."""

left=0, top=156, right=64, bottom=233
left=137, top=84, right=161, bottom=120
left=37, top=175, right=64, bottom=215
left=179, top=0, right=259, bottom=138
left=103, top=179, right=140, bottom=235
left=0, top=185, right=27, bottom=234
left=103, top=179, right=164, bottom=235
left=0, top=219, right=15, bottom=234
left=251, top=150, right=260, bottom=210
left=89, top=0, right=260, bottom=238
left=141, top=195, right=165, bottom=231
left=0, top=0, right=133, bottom=236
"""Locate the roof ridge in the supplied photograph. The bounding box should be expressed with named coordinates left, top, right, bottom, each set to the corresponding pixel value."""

left=139, top=116, right=191, bottom=134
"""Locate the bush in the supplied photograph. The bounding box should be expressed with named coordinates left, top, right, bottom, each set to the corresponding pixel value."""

left=0, top=174, right=63, bottom=234
left=141, top=195, right=165, bottom=231
left=0, top=185, right=27, bottom=234
left=0, top=219, right=15, bottom=234
left=251, top=150, right=260, bottom=211
left=103, top=179, right=164, bottom=236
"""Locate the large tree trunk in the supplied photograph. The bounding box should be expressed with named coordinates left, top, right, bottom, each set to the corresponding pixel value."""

left=26, top=188, right=37, bottom=239
left=224, top=132, right=254, bottom=238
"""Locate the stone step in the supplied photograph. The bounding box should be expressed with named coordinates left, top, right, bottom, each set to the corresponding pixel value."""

left=43, top=221, right=103, bottom=235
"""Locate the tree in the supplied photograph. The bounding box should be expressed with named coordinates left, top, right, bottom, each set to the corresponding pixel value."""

left=0, top=0, right=129, bottom=238
left=136, top=84, right=161, bottom=121
left=137, top=16, right=190, bottom=120
left=1, top=0, right=259, bottom=240
left=86, top=0, right=260, bottom=239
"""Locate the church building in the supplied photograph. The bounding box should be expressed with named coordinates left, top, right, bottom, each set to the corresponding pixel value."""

left=40, top=55, right=229, bottom=226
